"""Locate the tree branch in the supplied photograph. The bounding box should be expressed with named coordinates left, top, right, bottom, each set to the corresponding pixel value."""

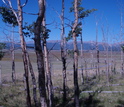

left=21, top=0, right=28, bottom=7
left=2, top=0, right=19, bottom=24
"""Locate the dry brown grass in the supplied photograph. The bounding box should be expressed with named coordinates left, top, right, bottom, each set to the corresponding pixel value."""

left=1, top=50, right=122, bottom=82
left=0, top=50, right=124, bottom=106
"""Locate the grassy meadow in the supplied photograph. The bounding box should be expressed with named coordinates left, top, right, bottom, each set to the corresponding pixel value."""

left=0, top=49, right=124, bottom=107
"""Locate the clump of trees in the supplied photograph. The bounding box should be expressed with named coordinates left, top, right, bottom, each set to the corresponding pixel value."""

left=2, top=0, right=120, bottom=107
left=0, top=0, right=97, bottom=107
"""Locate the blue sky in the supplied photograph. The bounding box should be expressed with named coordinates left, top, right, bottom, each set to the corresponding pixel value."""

left=0, top=0, right=124, bottom=43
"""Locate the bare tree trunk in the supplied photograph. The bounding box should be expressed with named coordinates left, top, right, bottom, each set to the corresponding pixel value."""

left=17, top=0, right=31, bottom=106
left=73, top=35, right=79, bottom=107
left=95, top=21, right=100, bottom=80
left=34, top=43, right=47, bottom=107
left=11, top=50, right=16, bottom=82
left=80, top=35, right=84, bottom=84
left=101, top=26, right=110, bottom=85
left=43, top=39, right=53, bottom=107
left=42, top=15, right=53, bottom=107
left=79, top=20, right=85, bottom=84
left=17, top=1, right=37, bottom=106
left=106, top=45, right=109, bottom=85
left=2, top=0, right=37, bottom=106
left=27, top=54, right=38, bottom=107
left=96, top=49, right=100, bottom=80
left=110, top=43, right=114, bottom=75
left=72, top=0, right=80, bottom=106
left=85, top=60, right=88, bottom=82
left=34, top=0, right=47, bottom=107
left=60, top=0, right=67, bottom=105
left=11, top=26, right=16, bottom=83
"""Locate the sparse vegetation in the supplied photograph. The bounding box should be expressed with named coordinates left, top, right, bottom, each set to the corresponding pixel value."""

left=0, top=50, right=124, bottom=107
left=0, top=0, right=124, bottom=107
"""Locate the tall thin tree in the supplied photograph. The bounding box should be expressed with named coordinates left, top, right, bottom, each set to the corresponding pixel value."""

left=2, top=0, right=32, bottom=106
left=15, top=0, right=31, bottom=106
left=34, top=0, right=47, bottom=106
left=72, top=0, right=80, bottom=106
left=42, top=11, right=53, bottom=107
left=95, top=18, right=100, bottom=80
left=69, top=0, right=97, bottom=106
left=0, top=7, right=17, bottom=83
left=11, top=26, right=16, bottom=83
left=60, top=0, right=67, bottom=106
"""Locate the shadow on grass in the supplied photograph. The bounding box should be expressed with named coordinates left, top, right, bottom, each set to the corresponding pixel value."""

left=53, top=76, right=104, bottom=107
left=54, top=94, right=103, bottom=107
left=116, top=99, right=124, bottom=107
left=54, top=87, right=103, bottom=107
left=0, top=76, right=104, bottom=107
left=80, top=93, right=103, bottom=107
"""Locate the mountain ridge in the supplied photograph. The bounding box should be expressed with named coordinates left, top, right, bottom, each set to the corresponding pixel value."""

left=2, top=40, right=121, bottom=51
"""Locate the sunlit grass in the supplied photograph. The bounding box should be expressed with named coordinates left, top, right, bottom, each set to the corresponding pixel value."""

left=0, top=50, right=124, bottom=106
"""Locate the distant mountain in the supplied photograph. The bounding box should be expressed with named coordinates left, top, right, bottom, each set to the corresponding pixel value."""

left=2, top=40, right=121, bottom=51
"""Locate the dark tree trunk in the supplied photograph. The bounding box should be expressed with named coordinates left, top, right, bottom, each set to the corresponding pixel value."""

left=72, top=0, right=80, bottom=106
left=34, top=40, right=47, bottom=107
left=73, top=37, right=80, bottom=107
left=96, top=50, right=100, bottom=79
left=60, top=0, right=67, bottom=106
left=11, top=51, right=16, bottom=83
left=34, top=0, right=47, bottom=107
